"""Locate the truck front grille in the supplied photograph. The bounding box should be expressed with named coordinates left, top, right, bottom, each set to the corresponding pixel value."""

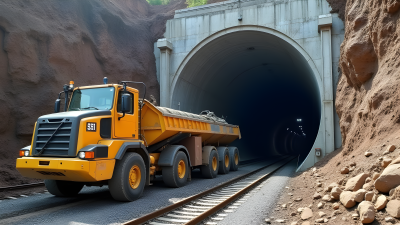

left=34, top=119, right=72, bottom=156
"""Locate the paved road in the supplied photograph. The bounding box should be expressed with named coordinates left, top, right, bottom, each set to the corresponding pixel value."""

left=0, top=158, right=285, bottom=225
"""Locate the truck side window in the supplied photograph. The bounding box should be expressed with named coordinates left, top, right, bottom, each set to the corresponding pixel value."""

left=117, top=91, right=134, bottom=114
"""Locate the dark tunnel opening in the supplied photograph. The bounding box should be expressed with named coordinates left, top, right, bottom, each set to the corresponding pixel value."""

left=171, top=31, right=321, bottom=164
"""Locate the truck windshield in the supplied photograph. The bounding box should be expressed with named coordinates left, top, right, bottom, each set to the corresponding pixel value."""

left=68, top=87, right=115, bottom=111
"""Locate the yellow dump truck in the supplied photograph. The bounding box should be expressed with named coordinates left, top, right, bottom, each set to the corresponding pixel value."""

left=16, top=80, right=241, bottom=201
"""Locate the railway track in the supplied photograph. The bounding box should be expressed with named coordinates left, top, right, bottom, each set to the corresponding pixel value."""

left=0, top=158, right=267, bottom=193
left=124, top=156, right=294, bottom=225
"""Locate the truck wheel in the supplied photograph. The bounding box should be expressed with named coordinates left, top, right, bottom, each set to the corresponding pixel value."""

left=45, top=180, right=84, bottom=197
left=108, top=152, right=146, bottom=202
left=162, top=151, right=188, bottom=188
left=200, top=149, right=219, bottom=179
left=218, top=148, right=230, bottom=174
left=229, top=147, right=239, bottom=171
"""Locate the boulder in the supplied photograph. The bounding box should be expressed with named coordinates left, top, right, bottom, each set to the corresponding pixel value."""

left=363, top=181, right=374, bottom=191
left=345, top=173, right=369, bottom=191
left=332, top=202, right=340, bottom=210
left=294, top=197, right=302, bottom=202
left=375, top=195, right=388, bottom=210
left=354, top=189, right=367, bottom=202
left=340, top=167, right=349, bottom=174
left=331, top=187, right=343, bottom=200
left=350, top=162, right=357, bottom=167
left=317, top=202, right=325, bottom=209
left=318, top=211, right=326, bottom=217
left=387, top=145, right=396, bottom=152
left=340, top=191, right=356, bottom=208
left=301, top=207, right=313, bottom=220
left=372, top=173, right=380, bottom=180
left=357, top=201, right=375, bottom=224
left=365, top=191, right=374, bottom=201
left=375, top=164, right=400, bottom=193
left=365, top=152, right=373, bottom=157
left=385, top=217, right=395, bottom=223
left=365, top=177, right=372, bottom=183
left=322, top=195, right=332, bottom=202
left=301, top=222, right=310, bottom=225
left=313, top=192, right=322, bottom=199
left=386, top=200, right=400, bottom=218
left=326, top=182, right=339, bottom=192
left=315, top=218, right=324, bottom=223
left=382, top=158, right=393, bottom=168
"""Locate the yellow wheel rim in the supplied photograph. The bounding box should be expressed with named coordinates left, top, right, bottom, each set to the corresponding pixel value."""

left=212, top=156, right=217, bottom=171
left=129, top=165, right=141, bottom=189
left=178, top=160, right=186, bottom=179
left=235, top=153, right=239, bottom=165
left=225, top=154, right=229, bottom=168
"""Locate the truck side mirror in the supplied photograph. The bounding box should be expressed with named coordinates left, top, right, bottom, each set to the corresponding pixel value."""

left=121, top=93, right=131, bottom=113
left=55, top=99, right=61, bottom=113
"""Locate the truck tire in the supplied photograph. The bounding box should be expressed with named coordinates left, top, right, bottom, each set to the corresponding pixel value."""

left=108, top=152, right=146, bottom=202
left=218, top=148, right=230, bottom=174
left=228, top=147, right=239, bottom=171
left=162, top=151, right=188, bottom=188
left=200, top=149, right=219, bottom=179
left=45, top=180, right=84, bottom=197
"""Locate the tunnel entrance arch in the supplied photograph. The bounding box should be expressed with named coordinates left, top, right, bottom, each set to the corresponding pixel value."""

left=155, top=0, right=344, bottom=171
left=170, top=26, right=324, bottom=169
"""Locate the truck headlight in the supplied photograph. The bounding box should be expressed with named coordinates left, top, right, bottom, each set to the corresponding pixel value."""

left=19, top=150, right=29, bottom=157
left=79, top=152, right=86, bottom=159
left=78, top=151, right=94, bottom=159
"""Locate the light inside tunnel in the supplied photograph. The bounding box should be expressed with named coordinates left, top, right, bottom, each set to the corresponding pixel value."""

left=171, top=31, right=321, bottom=163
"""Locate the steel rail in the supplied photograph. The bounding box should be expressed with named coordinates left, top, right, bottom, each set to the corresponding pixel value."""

left=0, top=182, right=45, bottom=192
left=123, top=156, right=291, bottom=225
left=185, top=157, right=294, bottom=225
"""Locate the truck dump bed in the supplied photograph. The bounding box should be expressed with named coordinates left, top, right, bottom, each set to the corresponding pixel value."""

left=141, top=100, right=240, bottom=147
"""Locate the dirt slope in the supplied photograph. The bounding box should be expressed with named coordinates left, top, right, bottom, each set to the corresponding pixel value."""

left=0, top=0, right=186, bottom=187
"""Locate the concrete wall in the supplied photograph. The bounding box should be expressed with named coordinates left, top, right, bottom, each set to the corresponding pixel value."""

left=155, top=0, right=345, bottom=171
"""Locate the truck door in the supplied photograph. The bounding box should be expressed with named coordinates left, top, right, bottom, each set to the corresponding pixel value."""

left=114, top=90, right=139, bottom=139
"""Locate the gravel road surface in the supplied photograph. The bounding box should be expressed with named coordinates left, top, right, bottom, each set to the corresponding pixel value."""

left=0, top=157, right=285, bottom=225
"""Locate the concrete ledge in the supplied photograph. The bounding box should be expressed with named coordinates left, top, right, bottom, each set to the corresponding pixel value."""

left=318, top=14, right=333, bottom=31
left=157, top=38, right=173, bottom=51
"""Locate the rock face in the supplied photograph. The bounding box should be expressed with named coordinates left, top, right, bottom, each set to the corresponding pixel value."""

left=375, top=163, right=400, bottom=193
left=345, top=173, right=369, bottom=191
left=340, top=191, right=356, bottom=208
left=357, top=201, right=375, bottom=224
left=335, top=0, right=400, bottom=162
left=386, top=200, right=400, bottom=218
left=0, top=0, right=187, bottom=186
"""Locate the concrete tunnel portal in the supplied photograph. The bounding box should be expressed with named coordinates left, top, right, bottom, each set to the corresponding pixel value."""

left=171, top=30, right=321, bottom=163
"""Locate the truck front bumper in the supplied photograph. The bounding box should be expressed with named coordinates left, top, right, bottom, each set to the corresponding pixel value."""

left=16, top=157, right=115, bottom=182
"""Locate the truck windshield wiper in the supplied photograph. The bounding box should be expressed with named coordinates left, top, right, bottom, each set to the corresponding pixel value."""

left=69, top=108, right=81, bottom=111
left=81, top=106, right=99, bottom=110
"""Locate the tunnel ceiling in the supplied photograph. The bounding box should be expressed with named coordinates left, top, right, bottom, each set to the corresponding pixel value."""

left=172, top=30, right=321, bottom=161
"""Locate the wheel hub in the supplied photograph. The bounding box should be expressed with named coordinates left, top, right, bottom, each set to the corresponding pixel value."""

left=212, top=156, right=217, bottom=171
left=178, top=160, right=186, bottom=179
left=235, top=153, right=239, bottom=165
left=129, top=165, right=141, bottom=189
left=225, top=154, right=229, bottom=168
